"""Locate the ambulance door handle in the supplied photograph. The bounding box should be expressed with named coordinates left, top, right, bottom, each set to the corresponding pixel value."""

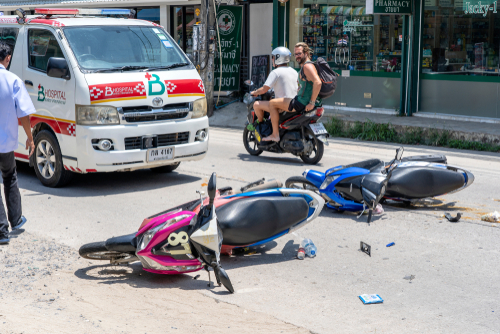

left=25, top=80, right=33, bottom=87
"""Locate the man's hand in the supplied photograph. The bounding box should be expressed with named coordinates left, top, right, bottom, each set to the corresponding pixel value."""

left=26, top=138, right=35, bottom=157
left=305, top=103, right=314, bottom=112
left=19, top=115, right=35, bottom=157
left=251, top=90, right=258, bottom=97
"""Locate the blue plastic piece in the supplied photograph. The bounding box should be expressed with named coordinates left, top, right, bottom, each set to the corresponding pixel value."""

left=386, top=242, right=395, bottom=247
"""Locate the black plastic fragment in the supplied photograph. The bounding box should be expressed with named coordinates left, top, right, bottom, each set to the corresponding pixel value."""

left=360, top=241, right=371, bottom=257
left=444, top=212, right=461, bottom=223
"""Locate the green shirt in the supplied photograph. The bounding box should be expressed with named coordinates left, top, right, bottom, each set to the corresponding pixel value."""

left=297, top=62, right=322, bottom=106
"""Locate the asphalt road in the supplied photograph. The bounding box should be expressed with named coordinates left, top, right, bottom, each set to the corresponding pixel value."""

left=11, top=127, right=500, bottom=333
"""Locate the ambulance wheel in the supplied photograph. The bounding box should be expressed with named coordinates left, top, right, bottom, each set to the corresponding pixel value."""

left=243, top=128, right=263, bottom=156
left=33, top=130, right=73, bottom=188
left=150, top=162, right=180, bottom=173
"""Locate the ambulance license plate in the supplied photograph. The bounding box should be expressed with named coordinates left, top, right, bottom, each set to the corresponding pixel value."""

left=147, top=147, right=174, bottom=162
left=309, top=123, right=328, bottom=135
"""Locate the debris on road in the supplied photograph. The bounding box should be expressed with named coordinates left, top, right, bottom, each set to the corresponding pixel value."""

left=360, top=242, right=371, bottom=257
left=297, top=247, right=305, bottom=260
left=403, top=275, right=416, bottom=283
left=444, top=212, right=462, bottom=222
left=359, top=294, right=384, bottom=304
left=301, top=239, right=317, bottom=257
left=373, top=204, right=384, bottom=215
left=386, top=242, right=395, bottom=247
left=481, top=211, right=499, bottom=222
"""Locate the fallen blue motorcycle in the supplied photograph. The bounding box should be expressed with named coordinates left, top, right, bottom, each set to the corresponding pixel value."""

left=285, top=150, right=474, bottom=213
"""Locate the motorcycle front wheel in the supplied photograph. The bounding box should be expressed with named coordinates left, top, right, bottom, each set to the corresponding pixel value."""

left=300, top=128, right=324, bottom=165
left=243, top=128, right=263, bottom=156
left=79, top=241, right=132, bottom=261
left=285, top=176, right=320, bottom=193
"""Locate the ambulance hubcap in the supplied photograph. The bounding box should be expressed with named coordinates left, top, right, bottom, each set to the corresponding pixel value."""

left=36, top=140, right=56, bottom=179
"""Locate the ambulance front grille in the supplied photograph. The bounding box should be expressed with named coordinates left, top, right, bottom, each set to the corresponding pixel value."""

left=124, top=132, right=190, bottom=150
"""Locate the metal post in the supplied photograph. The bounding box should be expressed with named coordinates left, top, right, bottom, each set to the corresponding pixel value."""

left=200, top=0, right=215, bottom=116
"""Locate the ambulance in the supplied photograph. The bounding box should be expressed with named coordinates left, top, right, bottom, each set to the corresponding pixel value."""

left=2, top=8, right=209, bottom=187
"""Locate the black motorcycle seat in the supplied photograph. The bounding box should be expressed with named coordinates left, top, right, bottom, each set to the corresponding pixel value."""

left=105, top=233, right=137, bottom=253
left=216, top=196, right=309, bottom=246
left=401, top=154, right=447, bottom=164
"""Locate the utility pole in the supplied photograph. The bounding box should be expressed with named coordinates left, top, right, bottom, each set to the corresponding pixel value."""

left=197, top=0, right=216, bottom=116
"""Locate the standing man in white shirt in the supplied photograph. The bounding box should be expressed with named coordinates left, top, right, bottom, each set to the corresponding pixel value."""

left=247, top=47, right=298, bottom=140
left=0, top=42, right=36, bottom=244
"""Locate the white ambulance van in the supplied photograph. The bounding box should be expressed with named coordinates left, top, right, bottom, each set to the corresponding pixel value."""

left=2, top=8, right=208, bottom=187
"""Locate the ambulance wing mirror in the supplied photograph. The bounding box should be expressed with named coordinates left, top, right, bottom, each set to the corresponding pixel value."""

left=47, top=57, right=71, bottom=80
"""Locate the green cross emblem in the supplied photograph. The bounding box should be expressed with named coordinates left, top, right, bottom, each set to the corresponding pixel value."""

left=223, top=15, right=231, bottom=24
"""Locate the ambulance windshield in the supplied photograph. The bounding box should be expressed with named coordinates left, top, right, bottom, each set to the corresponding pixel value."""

left=63, top=26, right=191, bottom=72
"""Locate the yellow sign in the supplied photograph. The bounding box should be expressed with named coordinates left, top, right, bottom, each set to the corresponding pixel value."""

left=195, top=8, right=201, bottom=16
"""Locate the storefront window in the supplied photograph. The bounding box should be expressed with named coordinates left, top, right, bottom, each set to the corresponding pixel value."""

left=422, top=0, right=500, bottom=75
left=289, top=0, right=403, bottom=72
left=137, top=7, right=160, bottom=24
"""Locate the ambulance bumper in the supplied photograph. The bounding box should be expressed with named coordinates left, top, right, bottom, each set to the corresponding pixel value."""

left=75, top=117, right=209, bottom=173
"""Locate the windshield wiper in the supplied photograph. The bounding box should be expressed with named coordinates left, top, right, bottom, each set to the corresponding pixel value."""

left=143, top=63, right=190, bottom=71
left=92, top=65, right=149, bottom=73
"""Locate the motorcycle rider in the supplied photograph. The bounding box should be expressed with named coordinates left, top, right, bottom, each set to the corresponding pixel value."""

left=247, top=47, right=298, bottom=132
left=264, top=42, right=322, bottom=142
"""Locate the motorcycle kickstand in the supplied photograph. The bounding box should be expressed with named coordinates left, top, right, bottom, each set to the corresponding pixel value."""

left=204, top=265, right=212, bottom=287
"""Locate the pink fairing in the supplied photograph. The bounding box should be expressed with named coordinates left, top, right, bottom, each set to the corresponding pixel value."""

left=136, top=211, right=202, bottom=274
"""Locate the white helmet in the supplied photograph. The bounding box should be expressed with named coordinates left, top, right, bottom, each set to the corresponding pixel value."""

left=272, top=47, right=292, bottom=66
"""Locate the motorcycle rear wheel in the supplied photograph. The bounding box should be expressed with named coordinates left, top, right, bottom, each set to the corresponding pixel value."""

left=300, top=128, right=324, bottom=165
left=243, top=128, right=263, bottom=156
left=285, top=176, right=320, bottom=193
left=79, top=241, right=131, bottom=261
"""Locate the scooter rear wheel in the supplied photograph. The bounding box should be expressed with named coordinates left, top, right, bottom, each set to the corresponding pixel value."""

left=285, top=176, right=320, bottom=193
left=243, top=128, right=263, bottom=156
left=79, top=241, right=131, bottom=261
left=300, top=128, right=324, bottom=165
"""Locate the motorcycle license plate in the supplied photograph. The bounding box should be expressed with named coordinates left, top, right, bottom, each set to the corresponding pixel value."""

left=309, top=123, right=328, bottom=135
left=147, top=147, right=174, bottom=162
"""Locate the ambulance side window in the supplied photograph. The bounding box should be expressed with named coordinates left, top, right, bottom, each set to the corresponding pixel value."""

left=28, top=29, right=65, bottom=72
left=0, top=27, right=19, bottom=70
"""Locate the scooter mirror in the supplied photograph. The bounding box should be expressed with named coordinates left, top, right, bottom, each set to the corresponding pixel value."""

left=215, top=266, right=234, bottom=293
left=244, top=80, right=254, bottom=86
left=396, top=147, right=404, bottom=161
left=207, top=173, right=217, bottom=206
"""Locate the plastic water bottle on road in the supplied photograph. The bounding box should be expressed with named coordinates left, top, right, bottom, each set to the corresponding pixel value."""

left=301, top=238, right=317, bottom=257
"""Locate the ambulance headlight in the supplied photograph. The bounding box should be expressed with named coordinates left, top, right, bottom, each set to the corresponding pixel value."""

left=76, top=106, right=120, bottom=125
left=190, top=98, right=207, bottom=119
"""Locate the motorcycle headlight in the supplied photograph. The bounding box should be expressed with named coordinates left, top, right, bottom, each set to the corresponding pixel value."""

left=191, top=97, right=207, bottom=119
left=76, top=105, right=119, bottom=125
left=136, top=214, right=194, bottom=252
left=320, top=175, right=339, bottom=190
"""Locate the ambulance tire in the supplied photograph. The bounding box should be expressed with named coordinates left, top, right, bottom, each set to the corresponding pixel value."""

left=33, top=130, right=73, bottom=188
left=150, top=162, right=181, bottom=173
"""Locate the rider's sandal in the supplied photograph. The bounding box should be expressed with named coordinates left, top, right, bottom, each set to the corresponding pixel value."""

left=262, top=135, right=280, bottom=142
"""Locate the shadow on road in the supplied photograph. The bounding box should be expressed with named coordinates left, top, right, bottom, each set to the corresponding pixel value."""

left=237, top=153, right=325, bottom=168
left=14, top=161, right=202, bottom=197
left=73, top=240, right=297, bottom=293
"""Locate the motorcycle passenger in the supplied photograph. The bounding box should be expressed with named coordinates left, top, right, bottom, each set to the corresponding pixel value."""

left=265, top=42, right=322, bottom=142
left=247, top=47, right=298, bottom=132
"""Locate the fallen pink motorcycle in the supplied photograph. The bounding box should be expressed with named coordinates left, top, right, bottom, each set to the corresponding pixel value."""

left=79, top=173, right=324, bottom=293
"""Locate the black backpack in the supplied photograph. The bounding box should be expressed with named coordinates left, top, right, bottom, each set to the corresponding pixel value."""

left=301, top=58, right=337, bottom=99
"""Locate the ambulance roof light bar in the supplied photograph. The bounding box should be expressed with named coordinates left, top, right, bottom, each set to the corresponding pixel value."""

left=34, top=8, right=133, bottom=16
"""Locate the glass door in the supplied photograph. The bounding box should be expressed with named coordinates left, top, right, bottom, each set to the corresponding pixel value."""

left=171, top=6, right=198, bottom=56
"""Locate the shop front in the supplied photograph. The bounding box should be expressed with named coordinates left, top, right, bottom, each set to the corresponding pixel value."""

left=277, top=0, right=500, bottom=119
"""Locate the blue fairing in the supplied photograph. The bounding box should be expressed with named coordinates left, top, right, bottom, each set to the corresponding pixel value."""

left=247, top=229, right=290, bottom=247
left=305, top=166, right=370, bottom=212
left=304, top=170, right=325, bottom=188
